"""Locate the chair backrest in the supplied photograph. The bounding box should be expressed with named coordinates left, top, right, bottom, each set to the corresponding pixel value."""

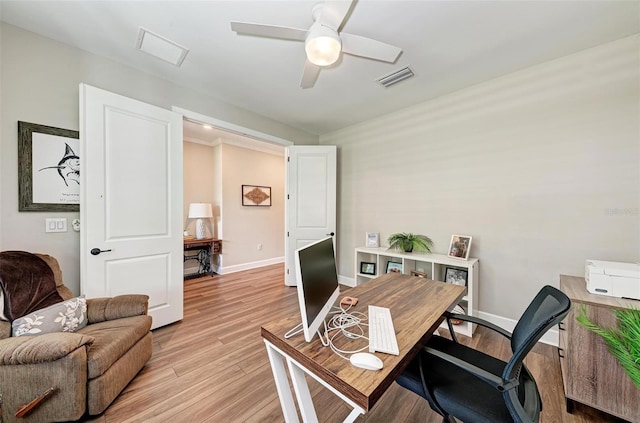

left=503, top=285, right=571, bottom=421
left=510, top=285, right=571, bottom=359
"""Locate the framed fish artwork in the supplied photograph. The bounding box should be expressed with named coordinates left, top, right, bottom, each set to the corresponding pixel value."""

left=18, top=121, right=80, bottom=211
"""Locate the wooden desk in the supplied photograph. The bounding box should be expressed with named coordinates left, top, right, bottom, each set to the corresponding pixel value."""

left=183, top=238, right=221, bottom=279
left=261, top=273, right=465, bottom=422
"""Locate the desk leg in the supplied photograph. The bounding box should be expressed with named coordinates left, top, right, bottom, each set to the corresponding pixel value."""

left=286, top=359, right=319, bottom=423
left=265, top=342, right=300, bottom=423
left=264, top=340, right=365, bottom=423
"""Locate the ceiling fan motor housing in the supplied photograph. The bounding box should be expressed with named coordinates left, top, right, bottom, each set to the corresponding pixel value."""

left=305, top=22, right=342, bottom=66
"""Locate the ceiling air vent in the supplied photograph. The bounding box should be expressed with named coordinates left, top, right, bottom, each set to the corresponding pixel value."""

left=136, top=27, right=189, bottom=67
left=376, top=67, right=414, bottom=88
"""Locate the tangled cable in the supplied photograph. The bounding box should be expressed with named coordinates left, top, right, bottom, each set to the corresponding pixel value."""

left=321, top=304, right=369, bottom=360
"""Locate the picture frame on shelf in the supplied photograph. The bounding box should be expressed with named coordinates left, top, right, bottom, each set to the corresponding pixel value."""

left=410, top=270, right=427, bottom=278
left=445, top=267, right=468, bottom=287
left=360, top=262, right=376, bottom=275
left=386, top=261, right=403, bottom=274
left=365, top=232, right=380, bottom=248
left=448, top=235, right=472, bottom=260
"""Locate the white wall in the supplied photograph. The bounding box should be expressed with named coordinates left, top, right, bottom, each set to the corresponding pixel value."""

left=0, top=23, right=316, bottom=294
left=322, top=35, right=640, bottom=320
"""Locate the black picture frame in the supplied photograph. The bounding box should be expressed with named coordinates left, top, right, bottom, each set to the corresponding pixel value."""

left=360, top=261, right=376, bottom=275
left=386, top=261, right=403, bottom=274
left=18, top=121, right=80, bottom=212
left=242, top=184, right=272, bottom=206
left=445, top=267, right=468, bottom=287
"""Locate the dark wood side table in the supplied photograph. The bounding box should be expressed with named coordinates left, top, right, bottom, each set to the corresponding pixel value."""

left=183, top=237, right=221, bottom=279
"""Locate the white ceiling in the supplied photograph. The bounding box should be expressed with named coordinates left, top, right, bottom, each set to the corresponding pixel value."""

left=1, top=1, right=638, bottom=136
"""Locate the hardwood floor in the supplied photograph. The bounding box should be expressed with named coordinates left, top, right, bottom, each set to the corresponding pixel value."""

left=87, top=264, right=623, bottom=422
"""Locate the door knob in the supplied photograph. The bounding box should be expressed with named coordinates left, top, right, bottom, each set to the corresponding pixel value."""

left=90, top=248, right=112, bottom=256
left=326, top=232, right=335, bottom=237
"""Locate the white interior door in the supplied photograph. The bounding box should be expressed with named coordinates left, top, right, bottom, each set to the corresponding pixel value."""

left=80, top=84, right=183, bottom=329
left=285, top=146, right=337, bottom=286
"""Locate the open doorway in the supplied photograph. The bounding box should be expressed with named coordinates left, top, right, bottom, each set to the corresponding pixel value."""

left=180, top=113, right=289, bottom=276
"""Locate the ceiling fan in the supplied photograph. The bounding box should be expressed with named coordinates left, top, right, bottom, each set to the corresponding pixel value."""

left=230, top=0, right=402, bottom=88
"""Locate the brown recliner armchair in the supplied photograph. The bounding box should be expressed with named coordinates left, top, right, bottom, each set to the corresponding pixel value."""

left=0, top=252, right=153, bottom=422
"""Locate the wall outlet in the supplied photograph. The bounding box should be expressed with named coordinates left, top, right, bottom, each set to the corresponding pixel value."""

left=257, top=243, right=262, bottom=250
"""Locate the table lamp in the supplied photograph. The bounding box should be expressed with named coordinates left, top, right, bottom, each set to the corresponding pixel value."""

left=188, top=203, right=213, bottom=240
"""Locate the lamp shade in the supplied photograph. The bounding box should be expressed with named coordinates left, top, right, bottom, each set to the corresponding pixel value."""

left=305, top=24, right=341, bottom=67
left=188, top=203, right=213, bottom=219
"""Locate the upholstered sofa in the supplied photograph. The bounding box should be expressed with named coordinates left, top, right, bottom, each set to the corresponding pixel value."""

left=0, top=252, right=153, bottom=422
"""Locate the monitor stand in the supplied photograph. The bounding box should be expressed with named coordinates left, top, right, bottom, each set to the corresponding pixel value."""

left=284, top=321, right=330, bottom=347
left=284, top=322, right=303, bottom=339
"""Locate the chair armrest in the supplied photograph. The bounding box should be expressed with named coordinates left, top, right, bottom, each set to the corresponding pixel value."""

left=0, top=321, right=11, bottom=340
left=87, top=295, right=149, bottom=324
left=444, top=311, right=513, bottom=339
left=424, top=346, right=518, bottom=392
left=0, top=333, right=94, bottom=365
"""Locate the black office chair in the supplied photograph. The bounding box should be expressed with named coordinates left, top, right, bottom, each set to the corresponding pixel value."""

left=396, top=285, right=571, bottom=423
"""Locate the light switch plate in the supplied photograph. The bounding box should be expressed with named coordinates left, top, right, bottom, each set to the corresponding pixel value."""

left=45, top=218, right=67, bottom=233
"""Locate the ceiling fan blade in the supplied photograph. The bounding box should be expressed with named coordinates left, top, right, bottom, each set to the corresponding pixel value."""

left=300, top=60, right=321, bottom=89
left=231, top=22, right=308, bottom=41
left=340, top=32, right=402, bottom=63
left=318, top=0, right=354, bottom=31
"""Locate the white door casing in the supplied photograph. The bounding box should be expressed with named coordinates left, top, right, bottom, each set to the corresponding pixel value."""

left=80, top=84, right=183, bottom=329
left=285, top=146, right=337, bottom=286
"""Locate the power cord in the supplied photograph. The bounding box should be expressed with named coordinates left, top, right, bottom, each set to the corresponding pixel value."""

left=319, top=304, right=369, bottom=360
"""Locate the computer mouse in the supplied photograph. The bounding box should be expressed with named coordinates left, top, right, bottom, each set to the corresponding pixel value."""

left=350, top=352, right=383, bottom=370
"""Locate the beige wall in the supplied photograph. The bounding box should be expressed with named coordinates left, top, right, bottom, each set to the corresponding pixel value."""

left=220, top=144, right=285, bottom=269
left=322, top=35, right=640, bottom=320
left=0, top=23, right=316, bottom=294
left=183, top=141, right=217, bottom=238
left=183, top=140, right=284, bottom=270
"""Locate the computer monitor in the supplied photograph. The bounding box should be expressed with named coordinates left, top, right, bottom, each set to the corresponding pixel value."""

left=294, top=236, right=340, bottom=342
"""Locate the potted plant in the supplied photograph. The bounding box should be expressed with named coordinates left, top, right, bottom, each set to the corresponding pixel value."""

left=387, top=233, right=433, bottom=253
left=576, top=306, right=640, bottom=389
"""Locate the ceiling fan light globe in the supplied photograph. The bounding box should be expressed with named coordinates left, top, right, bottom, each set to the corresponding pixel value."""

left=305, top=25, right=341, bottom=66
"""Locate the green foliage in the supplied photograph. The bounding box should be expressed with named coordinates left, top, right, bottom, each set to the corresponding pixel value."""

left=576, top=305, right=640, bottom=389
left=387, top=233, right=433, bottom=253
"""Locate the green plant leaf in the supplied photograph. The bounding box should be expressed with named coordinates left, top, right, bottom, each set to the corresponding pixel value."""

left=387, top=233, right=433, bottom=253
left=576, top=305, right=640, bottom=389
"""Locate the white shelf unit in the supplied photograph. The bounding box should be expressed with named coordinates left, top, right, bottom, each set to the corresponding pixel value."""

left=354, top=246, right=479, bottom=337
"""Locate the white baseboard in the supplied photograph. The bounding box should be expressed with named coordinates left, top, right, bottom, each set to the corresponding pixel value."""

left=215, top=256, right=284, bottom=275
left=339, top=275, right=357, bottom=287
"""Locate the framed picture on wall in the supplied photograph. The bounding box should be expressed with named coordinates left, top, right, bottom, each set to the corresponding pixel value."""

left=448, top=235, right=472, bottom=260
left=242, top=185, right=272, bottom=206
left=18, top=121, right=80, bottom=212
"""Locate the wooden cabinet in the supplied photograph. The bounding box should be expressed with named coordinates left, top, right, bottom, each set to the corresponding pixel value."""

left=559, top=275, right=640, bottom=422
left=354, top=247, right=478, bottom=337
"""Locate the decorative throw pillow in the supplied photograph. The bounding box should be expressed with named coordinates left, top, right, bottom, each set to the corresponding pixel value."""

left=12, top=296, right=87, bottom=337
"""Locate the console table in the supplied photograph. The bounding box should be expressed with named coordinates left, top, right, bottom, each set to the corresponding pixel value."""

left=559, top=275, right=640, bottom=421
left=183, top=238, right=221, bottom=279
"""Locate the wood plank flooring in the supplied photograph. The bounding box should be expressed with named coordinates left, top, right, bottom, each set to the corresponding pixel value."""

left=87, top=264, right=624, bottom=422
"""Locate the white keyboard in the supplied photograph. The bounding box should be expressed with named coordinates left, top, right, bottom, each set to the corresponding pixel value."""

left=368, top=305, right=400, bottom=355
